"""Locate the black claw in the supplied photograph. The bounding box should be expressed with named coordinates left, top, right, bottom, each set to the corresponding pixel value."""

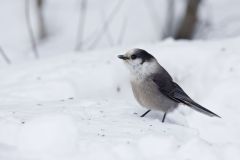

left=162, top=112, right=167, bottom=123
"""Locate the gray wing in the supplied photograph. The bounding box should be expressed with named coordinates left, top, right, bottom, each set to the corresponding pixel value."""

left=152, top=70, right=220, bottom=118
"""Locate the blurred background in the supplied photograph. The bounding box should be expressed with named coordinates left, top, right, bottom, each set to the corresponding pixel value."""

left=0, top=0, right=240, bottom=64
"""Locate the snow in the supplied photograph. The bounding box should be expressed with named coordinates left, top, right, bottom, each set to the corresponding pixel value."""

left=0, top=37, right=240, bottom=160
left=0, top=0, right=240, bottom=159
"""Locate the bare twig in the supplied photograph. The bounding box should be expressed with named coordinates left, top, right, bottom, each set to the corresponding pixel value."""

left=88, top=0, right=124, bottom=49
left=163, top=0, right=175, bottom=39
left=25, top=0, right=39, bottom=59
left=0, top=46, right=11, bottom=64
left=75, top=0, right=88, bottom=51
left=36, top=0, right=47, bottom=40
left=100, top=10, right=114, bottom=46
left=117, top=17, right=128, bottom=45
left=175, top=0, right=202, bottom=39
left=143, top=0, right=161, bottom=39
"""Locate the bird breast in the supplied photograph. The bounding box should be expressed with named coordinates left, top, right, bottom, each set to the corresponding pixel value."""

left=131, top=77, right=177, bottom=112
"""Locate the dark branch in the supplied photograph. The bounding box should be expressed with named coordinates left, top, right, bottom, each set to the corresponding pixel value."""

left=175, top=0, right=201, bottom=39
left=25, top=0, right=39, bottom=59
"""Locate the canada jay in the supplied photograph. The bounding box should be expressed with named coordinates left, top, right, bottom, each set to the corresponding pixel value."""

left=118, top=48, right=220, bottom=123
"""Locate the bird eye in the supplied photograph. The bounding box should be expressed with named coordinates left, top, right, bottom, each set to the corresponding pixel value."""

left=131, top=55, right=137, bottom=60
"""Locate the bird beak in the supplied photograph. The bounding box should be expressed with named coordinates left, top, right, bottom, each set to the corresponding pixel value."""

left=118, top=55, right=129, bottom=60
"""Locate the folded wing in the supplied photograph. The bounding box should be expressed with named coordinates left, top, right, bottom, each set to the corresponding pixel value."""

left=152, top=72, right=220, bottom=118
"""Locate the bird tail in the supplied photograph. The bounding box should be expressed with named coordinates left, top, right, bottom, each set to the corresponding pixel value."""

left=165, top=82, right=221, bottom=118
left=186, top=100, right=221, bottom=118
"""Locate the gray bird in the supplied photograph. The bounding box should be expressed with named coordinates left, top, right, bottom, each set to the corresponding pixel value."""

left=118, top=48, right=220, bottom=123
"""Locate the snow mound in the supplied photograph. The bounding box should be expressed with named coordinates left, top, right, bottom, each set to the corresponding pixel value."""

left=17, top=114, right=79, bottom=156
left=0, top=38, right=240, bottom=159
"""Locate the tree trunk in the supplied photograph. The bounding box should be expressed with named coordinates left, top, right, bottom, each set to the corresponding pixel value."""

left=175, top=0, right=201, bottom=39
left=163, top=0, right=175, bottom=39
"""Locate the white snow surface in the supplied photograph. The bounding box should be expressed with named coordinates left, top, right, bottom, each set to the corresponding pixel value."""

left=0, top=37, right=240, bottom=160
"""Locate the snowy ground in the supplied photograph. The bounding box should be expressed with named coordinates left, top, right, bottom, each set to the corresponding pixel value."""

left=0, top=37, right=240, bottom=160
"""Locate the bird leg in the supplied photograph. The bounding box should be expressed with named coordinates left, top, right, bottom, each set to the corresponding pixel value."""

left=140, top=109, right=151, bottom=117
left=162, top=112, right=167, bottom=123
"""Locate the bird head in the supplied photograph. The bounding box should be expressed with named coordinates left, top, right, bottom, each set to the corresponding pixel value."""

left=118, top=48, right=159, bottom=78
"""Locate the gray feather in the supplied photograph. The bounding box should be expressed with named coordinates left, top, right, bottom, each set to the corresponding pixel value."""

left=152, top=68, right=221, bottom=118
